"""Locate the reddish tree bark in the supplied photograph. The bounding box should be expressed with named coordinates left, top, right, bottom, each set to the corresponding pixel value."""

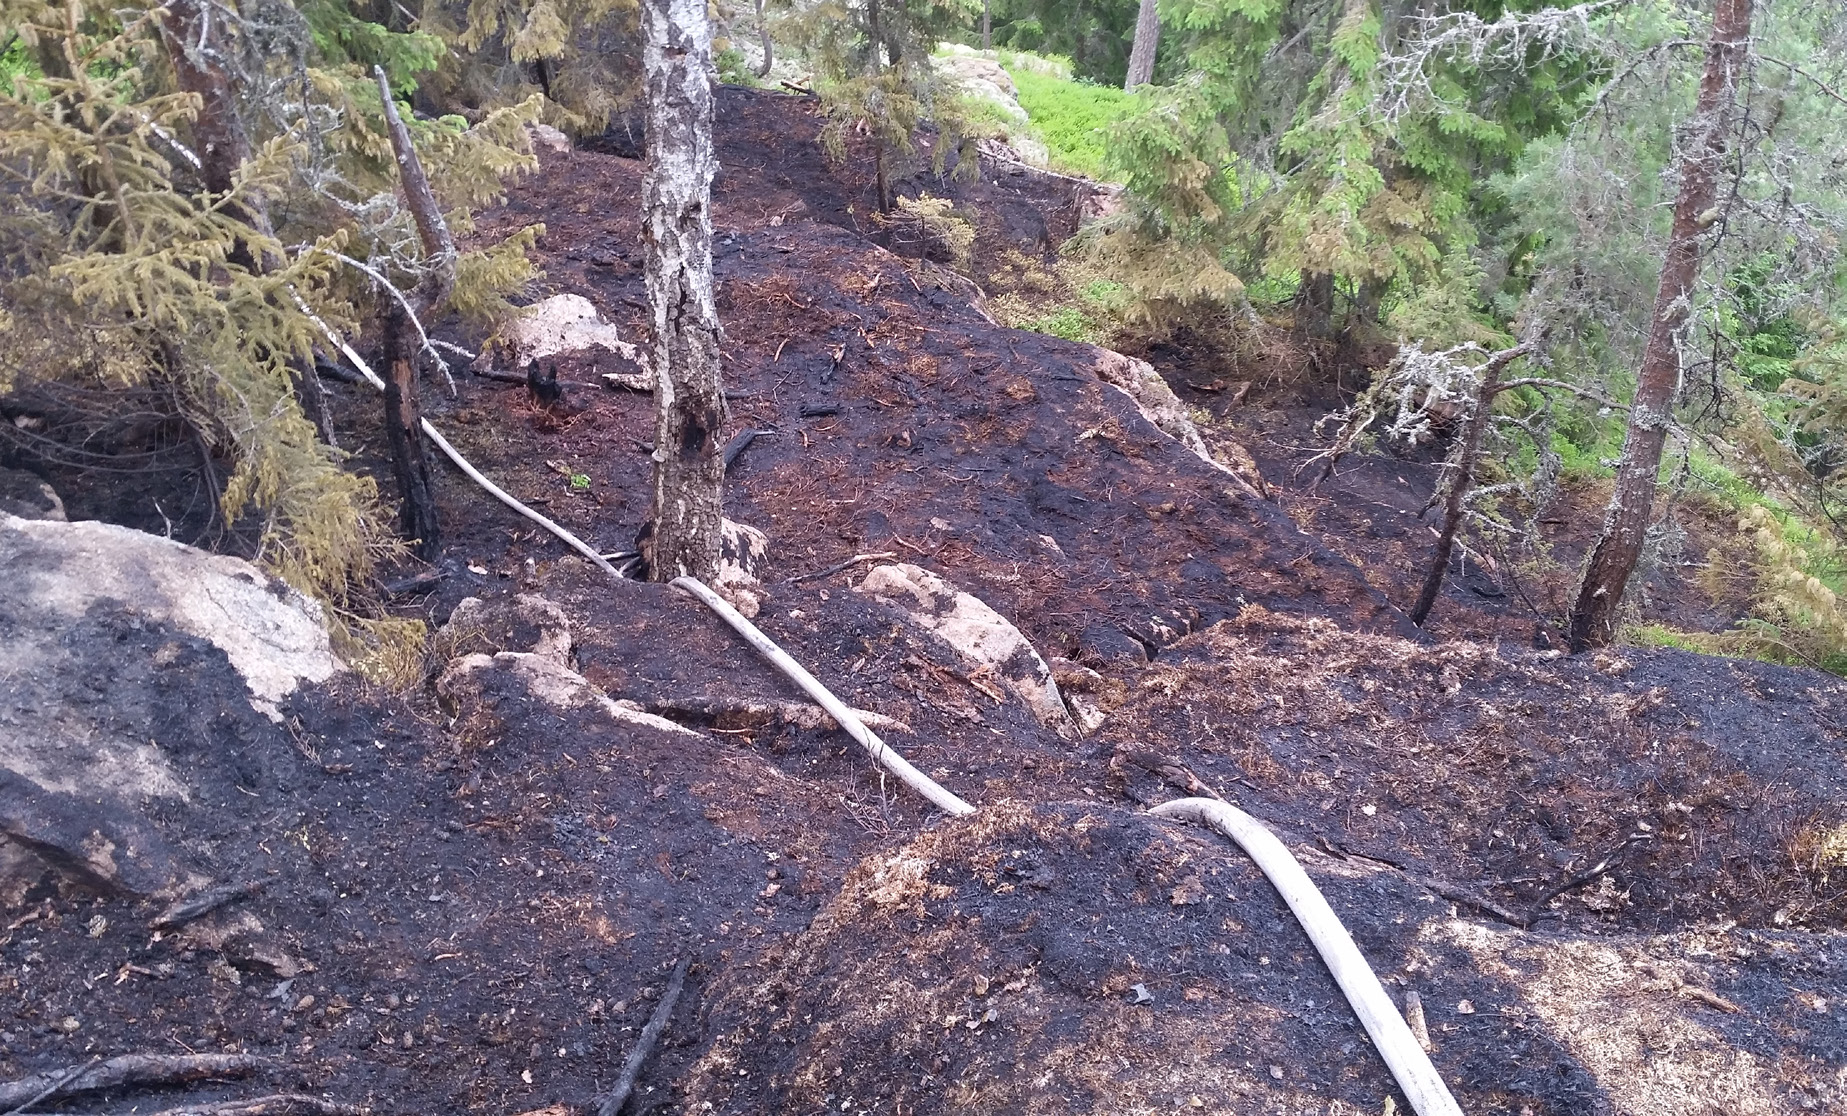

left=156, top=0, right=271, bottom=243
left=1567, top=0, right=1753, bottom=651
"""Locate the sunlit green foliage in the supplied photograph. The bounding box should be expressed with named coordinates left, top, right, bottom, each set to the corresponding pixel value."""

left=1005, top=62, right=1130, bottom=177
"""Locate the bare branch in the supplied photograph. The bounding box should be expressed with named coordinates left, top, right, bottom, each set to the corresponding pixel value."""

left=1754, top=52, right=1847, bottom=109
left=1377, top=1, right=1623, bottom=122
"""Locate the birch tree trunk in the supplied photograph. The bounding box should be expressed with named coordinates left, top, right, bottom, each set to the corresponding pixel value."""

left=1124, top=0, right=1160, bottom=90
left=643, top=0, right=726, bottom=582
left=1567, top=0, right=1752, bottom=651
left=753, top=0, right=773, bottom=77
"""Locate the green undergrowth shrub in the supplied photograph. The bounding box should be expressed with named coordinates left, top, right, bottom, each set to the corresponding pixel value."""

left=987, top=251, right=1131, bottom=345
left=1003, top=64, right=1130, bottom=179
left=0, top=0, right=541, bottom=628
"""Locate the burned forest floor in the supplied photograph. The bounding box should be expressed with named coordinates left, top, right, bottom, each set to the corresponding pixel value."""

left=3, top=87, right=1846, bottom=1116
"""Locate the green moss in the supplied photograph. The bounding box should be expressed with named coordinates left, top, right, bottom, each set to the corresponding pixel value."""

left=1004, top=65, right=1130, bottom=180
left=1625, top=624, right=1719, bottom=654
left=1018, top=305, right=1100, bottom=343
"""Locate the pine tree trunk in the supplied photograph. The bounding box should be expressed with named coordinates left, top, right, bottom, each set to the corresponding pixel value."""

left=156, top=0, right=275, bottom=268
left=642, top=0, right=726, bottom=583
left=1409, top=340, right=1532, bottom=627
left=1124, top=0, right=1159, bottom=90
left=156, top=0, right=268, bottom=237
left=1567, top=0, right=1752, bottom=651
left=983, top=0, right=991, bottom=51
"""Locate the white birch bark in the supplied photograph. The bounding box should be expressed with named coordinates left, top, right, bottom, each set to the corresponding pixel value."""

left=642, top=0, right=726, bottom=582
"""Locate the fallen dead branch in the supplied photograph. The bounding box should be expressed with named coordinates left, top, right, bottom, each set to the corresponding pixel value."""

left=0, top=1055, right=270, bottom=1111
left=1150, top=798, right=1463, bottom=1116
left=151, top=880, right=266, bottom=931
left=671, top=575, right=975, bottom=816
left=1109, top=747, right=1226, bottom=802
left=1525, top=831, right=1655, bottom=923
left=2, top=1055, right=99, bottom=1116
left=786, top=551, right=897, bottom=584
left=66, top=1095, right=363, bottom=1116
left=597, top=956, right=690, bottom=1116
left=1402, top=991, right=1433, bottom=1052
left=298, top=312, right=621, bottom=579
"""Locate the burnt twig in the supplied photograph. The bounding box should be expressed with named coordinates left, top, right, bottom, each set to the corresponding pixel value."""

left=785, top=551, right=896, bottom=584
left=58, top=1095, right=362, bottom=1116
left=722, top=428, right=778, bottom=474
left=1525, top=832, right=1655, bottom=923
left=152, top=880, right=267, bottom=932
left=597, top=956, right=690, bottom=1116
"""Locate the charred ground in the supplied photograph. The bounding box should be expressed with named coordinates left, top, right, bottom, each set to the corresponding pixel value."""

left=2, top=87, right=1844, bottom=1116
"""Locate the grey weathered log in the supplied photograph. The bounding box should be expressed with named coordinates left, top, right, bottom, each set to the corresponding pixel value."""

left=373, top=66, right=457, bottom=316
left=0, top=1055, right=270, bottom=1111
left=1124, top=0, right=1161, bottom=89
left=641, top=0, right=726, bottom=582
left=597, top=956, right=690, bottom=1116
left=1, top=1055, right=99, bottom=1116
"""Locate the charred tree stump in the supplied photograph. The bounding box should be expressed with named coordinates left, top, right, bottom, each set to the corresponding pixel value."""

left=382, top=308, right=440, bottom=560
left=1568, top=0, right=1752, bottom=651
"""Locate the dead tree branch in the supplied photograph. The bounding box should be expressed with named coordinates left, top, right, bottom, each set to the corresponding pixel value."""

left=2, top=1056, right=100, bottom=1116
left=1409, top=338, right=1534, bottom=626
left=597, top=956, right=690, bottom=1116
left=60, top=1095, right=362, bottom=1116
left=0, top=1055, right=270, bottom=1111
left=373, top=66, right=456, bottom=314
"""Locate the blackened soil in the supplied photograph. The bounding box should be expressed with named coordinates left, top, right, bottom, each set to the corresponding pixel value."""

left=5, top=87, right=1846, bottom=1116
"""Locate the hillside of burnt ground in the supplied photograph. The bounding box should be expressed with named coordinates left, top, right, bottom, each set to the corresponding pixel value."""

left=1126, top=325, right=1767, bottom=649
left=2, top=87, right=1845, bottom=1116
